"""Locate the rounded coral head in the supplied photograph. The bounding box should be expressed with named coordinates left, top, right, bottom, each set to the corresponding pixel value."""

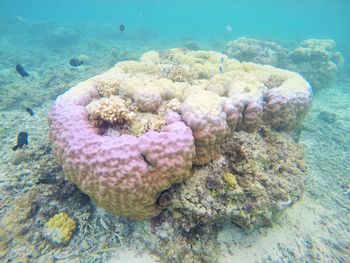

left=49, top=48, right=312, bottom=219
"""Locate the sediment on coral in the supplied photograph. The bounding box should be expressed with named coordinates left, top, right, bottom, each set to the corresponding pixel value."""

left=159, top=128, right=306, bottom=232
left=48, top=48, right=311, bottom=220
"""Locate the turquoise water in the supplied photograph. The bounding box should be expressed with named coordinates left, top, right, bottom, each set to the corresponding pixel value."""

left=0, top=1, right=349, bottom=262
left=2, top=0, right=350, bottom=44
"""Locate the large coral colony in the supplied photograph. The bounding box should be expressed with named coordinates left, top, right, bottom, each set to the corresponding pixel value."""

left=49, top=48, right=312, bottom=229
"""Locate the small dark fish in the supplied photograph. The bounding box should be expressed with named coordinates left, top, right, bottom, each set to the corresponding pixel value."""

left=12, top=132, right=28, bottom=151
left=16, top=64, right=29, bottom=77
left=25, top=107, right=34, bottom=116
left=219, top=66, right=224, bottom=73
left=119, top=24, right=125, bottom=32
left=69, top=58, right=83, bottom=67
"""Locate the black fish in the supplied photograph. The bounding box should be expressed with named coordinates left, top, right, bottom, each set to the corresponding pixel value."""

left=69, top=58, right=83, bottom=67
left=13, top=132, right=28, bottom=151
left=16, top=64, right=29, bottom=77
left=119, top=24, right=125, bottom=32
left=25, top=107, right=34, bottom=116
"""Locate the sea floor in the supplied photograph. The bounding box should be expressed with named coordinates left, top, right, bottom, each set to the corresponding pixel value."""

left=0, top=22, right=349, bottom=263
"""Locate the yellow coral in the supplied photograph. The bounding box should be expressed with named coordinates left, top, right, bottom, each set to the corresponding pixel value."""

left=45, top=212, right=76, bottom=244
left=223, top=173, right=237, bottom=189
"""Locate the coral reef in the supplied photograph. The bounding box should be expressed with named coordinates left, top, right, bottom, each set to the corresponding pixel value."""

left=224, top=37, right=288, bottom=66
left=159, top=128, right=306, bottom=231
left=48, top=48, right=311, bottom=220
left=288, top=39, right=344, bottom=89
left=43, top=212, right=77, bottom=246
left=1, top=20, right=349, bottom=261
left=49, top=82, right=195, bottom=219
left=224, top=37, right=345, bottom=90
left=166, top=65, right=198, bottom=82
left=94, top=79, right=120, bottom=97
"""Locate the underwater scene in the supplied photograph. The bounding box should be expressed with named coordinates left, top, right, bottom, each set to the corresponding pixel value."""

left=0, top=0, right=349, bottom=262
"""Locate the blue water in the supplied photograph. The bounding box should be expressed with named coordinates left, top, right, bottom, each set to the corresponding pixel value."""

left=0, top=1, right=349, bottom=262
left=1, top=0, right=350, bottom=45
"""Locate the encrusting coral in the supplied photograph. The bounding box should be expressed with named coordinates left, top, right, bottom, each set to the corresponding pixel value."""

left=49, top=48, right=312, bottom=220
left=43, top=212, right=76, bottom=246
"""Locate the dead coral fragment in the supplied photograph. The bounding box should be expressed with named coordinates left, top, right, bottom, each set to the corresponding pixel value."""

left=86, top=96, right=135, bottom=126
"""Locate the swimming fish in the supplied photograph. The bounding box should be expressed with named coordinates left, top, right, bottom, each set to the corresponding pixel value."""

left=25, top=107, right=34, bottom=116
left=12, top=132, right=28, bottom=151
left=120, top=24, right=125, bottom=32
left=219, top=66, right=224, bottom=73
left=69, top=58, right=83, bottom=67
left=162, top=67, right=170, bottom=75
left=16, top=64, right=29, bottom=77
left=220, top=57, right=224, bottom=63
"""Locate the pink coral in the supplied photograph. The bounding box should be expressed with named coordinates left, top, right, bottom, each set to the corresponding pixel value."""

left=49, top=86, right=194, bottom=219
left=49, top=49, right=313, bottom=218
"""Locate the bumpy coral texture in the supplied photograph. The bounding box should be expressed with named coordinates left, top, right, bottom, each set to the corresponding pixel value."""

left=49, top=85, right=194, bottom=219
left=224, top=37, right=344, bottom=90
left=288, top=39, right=344, bottom=90
left=49, top=48, right=312, bottom=218
left=159, top=129, right=306, bottom=231
left=224, top=37, right=288, bottom=66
